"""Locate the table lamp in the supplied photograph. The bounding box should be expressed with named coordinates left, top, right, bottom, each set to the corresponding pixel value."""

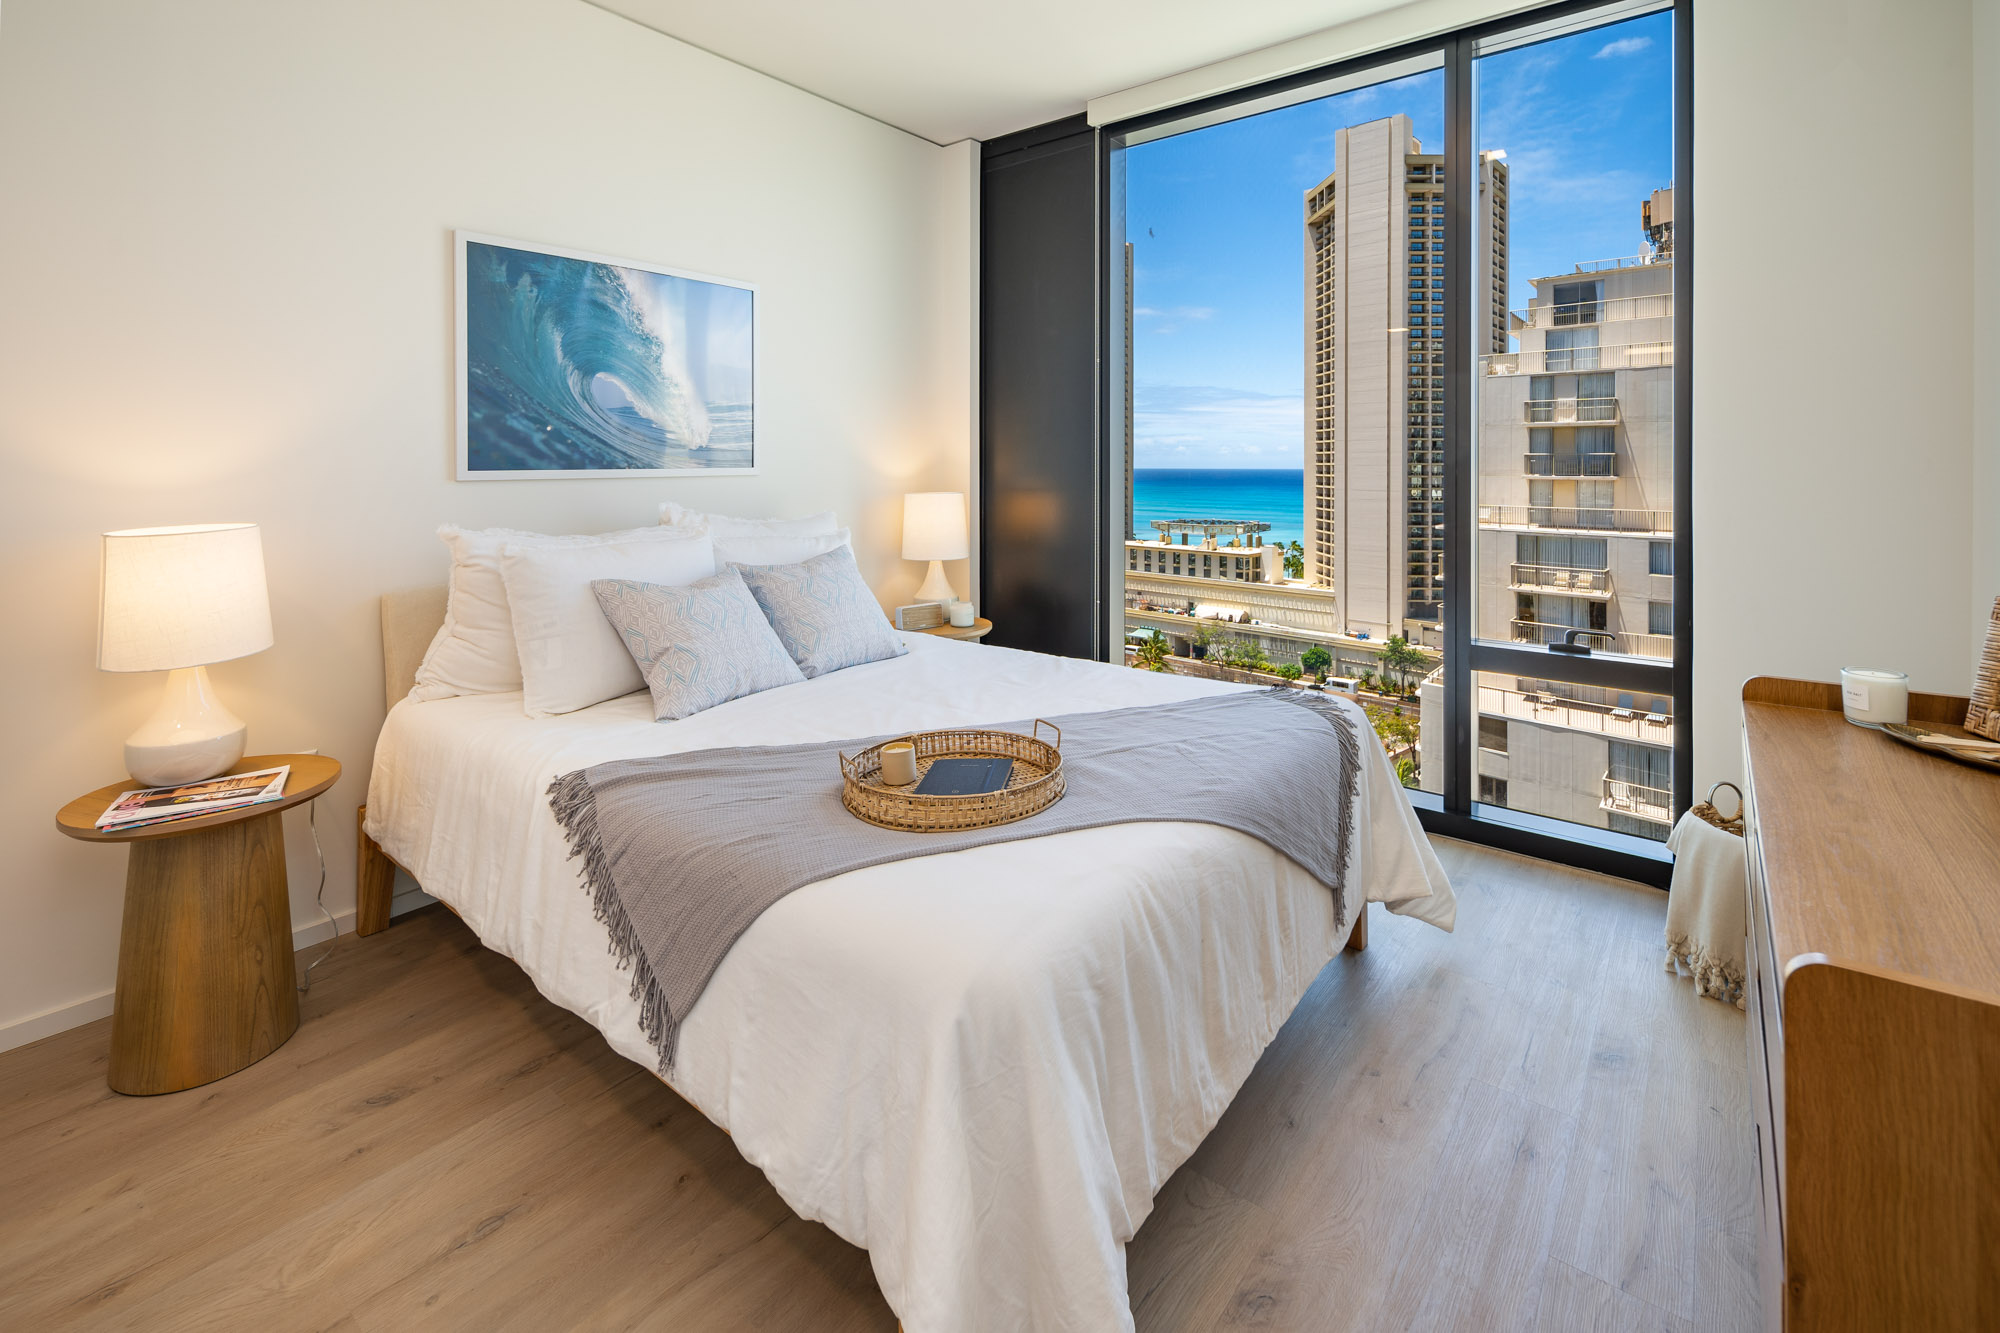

left=98, top=523, right=274, bottom=786
left=903, top=492, right=968, bottom=604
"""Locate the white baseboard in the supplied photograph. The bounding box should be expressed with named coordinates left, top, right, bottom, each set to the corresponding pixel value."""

left=0, top=887, right=438, bottom=1056
left=0, top=990, right=117, bottom=1054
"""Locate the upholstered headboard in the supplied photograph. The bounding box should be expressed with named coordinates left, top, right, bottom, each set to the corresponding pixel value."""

left=381, top=586, right=448, bottom=712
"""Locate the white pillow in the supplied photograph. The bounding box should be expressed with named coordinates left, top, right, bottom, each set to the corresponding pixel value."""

left=658, top=501, right=839, bottom=541
left=409, top=524, right=687, bottom=703
left=709, top=527, right=851, bottom=574
left=501, top=530, right=716, bottom=718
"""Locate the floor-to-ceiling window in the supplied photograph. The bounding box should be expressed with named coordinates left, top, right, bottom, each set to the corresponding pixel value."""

left=1457, top=1, right=1684, bottom=858
left=1104, top=0, right=1689, bottom=878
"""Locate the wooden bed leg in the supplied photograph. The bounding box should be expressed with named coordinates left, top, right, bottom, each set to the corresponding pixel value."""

left=1344, top=901, right=1369, bottom=952
left=356, top=804, right=395, bottom=936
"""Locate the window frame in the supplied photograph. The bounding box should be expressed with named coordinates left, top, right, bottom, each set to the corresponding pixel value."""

left=1097, top=0, right=1690, bottom=887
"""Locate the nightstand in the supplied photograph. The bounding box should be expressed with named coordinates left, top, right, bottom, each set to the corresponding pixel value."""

left=55, top=753, right=341, bottom=1095
left=920, top=617, right=993, bottom=642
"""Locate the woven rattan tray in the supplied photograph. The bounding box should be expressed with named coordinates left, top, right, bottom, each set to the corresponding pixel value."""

left=839, top=721, right=1064, bottom=832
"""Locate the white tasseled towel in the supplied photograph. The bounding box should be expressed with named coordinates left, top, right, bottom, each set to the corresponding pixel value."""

left=1664, top=812, right=1747, bottom=1009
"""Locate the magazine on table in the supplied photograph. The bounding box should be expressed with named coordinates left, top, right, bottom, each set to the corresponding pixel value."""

left=95, top=765, right=291, bottom=831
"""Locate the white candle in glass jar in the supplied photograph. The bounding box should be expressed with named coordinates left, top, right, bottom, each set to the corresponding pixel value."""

left=948, top=600, right=976, bottom=628
left=1840, top=668, right=1909, bottom=727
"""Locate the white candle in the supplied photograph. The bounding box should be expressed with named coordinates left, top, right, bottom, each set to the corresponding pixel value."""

left=948, top=600, right=976, bottom=628
left=880, top=741, right=918, bottom=786
left=1840, top=668, right=1909, bottom=728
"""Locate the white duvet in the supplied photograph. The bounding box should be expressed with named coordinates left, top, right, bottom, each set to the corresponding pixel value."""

left=365, top=634, right=1454, bottom=1332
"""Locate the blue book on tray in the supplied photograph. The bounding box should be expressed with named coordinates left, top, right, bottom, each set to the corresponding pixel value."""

left=914, top=756, right=1015, bottom=796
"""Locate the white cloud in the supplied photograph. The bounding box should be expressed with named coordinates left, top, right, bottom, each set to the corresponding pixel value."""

left=1592, top=35, right=1653, bottom=59
left=1134, top=305, right=1216, bottom=334
left=1133, top=383, right=1303, bottom=468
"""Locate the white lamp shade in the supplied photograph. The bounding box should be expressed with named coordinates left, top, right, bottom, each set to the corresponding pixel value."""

left=902, top=492, right=969, bottom=562
left=98, top=523, right=274, bottom=672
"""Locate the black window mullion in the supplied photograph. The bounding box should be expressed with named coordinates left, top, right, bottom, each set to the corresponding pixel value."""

left=1442, top=34, right=1475, bottom=818
left=1671, top=0, right=1694, bottom=820
left=1469, top=641, right=1674, bottom=694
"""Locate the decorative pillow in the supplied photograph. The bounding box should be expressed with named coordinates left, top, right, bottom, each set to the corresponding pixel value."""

left=658, top=502, right=839, bottom=540
left=710, top=526, right=852, bottom=574
left=410, top=524, right=672, bottom=702
left=501, top=530, right=716, bottom=718
left=592, top=570, right=805, bottom=721
left=732, top=545, right=907, bottom=680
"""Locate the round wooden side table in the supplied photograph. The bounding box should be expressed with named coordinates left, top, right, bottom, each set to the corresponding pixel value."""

left=55, top=753, right=340, bottom=1095
left=920, top=617, right=993, bottom=642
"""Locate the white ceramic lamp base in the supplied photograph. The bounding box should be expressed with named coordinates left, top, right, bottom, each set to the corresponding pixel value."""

left=914, top=559, right=956, bottom=604
left=124, top=665, right=249, bottom=786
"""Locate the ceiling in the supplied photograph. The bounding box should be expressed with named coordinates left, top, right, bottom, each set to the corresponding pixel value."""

left=589, top=0, right=1409, bottom=145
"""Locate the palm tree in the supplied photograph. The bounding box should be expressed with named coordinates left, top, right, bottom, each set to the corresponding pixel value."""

left=1376, top=635, right=1428, bottom=695
left=1132, top=630, right=1169, bottom=672
left=1283, top=540, right=1304, bottom=580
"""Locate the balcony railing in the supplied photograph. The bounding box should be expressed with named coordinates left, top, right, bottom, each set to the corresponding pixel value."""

left=1601, top=773, right=1673, bottom=824
left=1511, top=292, right=1674, bottom=329
left=1483, top=342, right=1672, bottom=375
left=1525, top=396, right=1619, bottom=424
left=1480, top=505, right=1672, bottom=535
left=1510, top=619, right=1672, bottom=659
left=1477, top=683, right=1675, bottom=743
left=1524, top=452, right=1617, bottom=477
left=1568, top=252, right=1670, bottom=274
left=1509, top=564, right=1611, bottom=598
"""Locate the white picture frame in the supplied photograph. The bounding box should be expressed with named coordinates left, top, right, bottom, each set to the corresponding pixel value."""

left=455, top=230, right=759, bottom=480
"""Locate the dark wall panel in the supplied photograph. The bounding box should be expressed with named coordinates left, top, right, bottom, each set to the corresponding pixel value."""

left=980, top=117, right=1100, bottom=659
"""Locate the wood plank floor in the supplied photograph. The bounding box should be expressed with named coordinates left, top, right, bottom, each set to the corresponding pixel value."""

left=0, top=838, right=1757, bottom=1332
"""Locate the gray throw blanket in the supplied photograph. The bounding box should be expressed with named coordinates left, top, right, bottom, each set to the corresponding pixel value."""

left=548, top=688, right=1363, bottom=1073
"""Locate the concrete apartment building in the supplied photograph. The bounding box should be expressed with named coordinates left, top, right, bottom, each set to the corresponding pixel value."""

left=1474, top=193, right=1675, bottom=661
left=1419, top=188, right=1679, bottom=841
left=1303, top=115, right=1509, bottom=642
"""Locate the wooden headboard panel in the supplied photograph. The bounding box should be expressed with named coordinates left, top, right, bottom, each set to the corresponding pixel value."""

left=381, top=586, right=448, bottom=712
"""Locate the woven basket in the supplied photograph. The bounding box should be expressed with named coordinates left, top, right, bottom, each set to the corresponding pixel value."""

left=1690, top=781, right=1744, bottom=837
left=840, top=721, right=1065, bottom=832
left=1967, top=595, right=2000, bottom=742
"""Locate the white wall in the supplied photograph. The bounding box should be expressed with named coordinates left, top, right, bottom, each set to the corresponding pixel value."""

left=0, top=0, right=976, bottom=1047
left=1692, top=0, right=1978, bottom=789
left=1976, top=0, right=2000, bottom=636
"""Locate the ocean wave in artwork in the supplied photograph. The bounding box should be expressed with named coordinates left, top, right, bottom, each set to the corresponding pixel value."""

left=463, top=240, right=753, bottom=472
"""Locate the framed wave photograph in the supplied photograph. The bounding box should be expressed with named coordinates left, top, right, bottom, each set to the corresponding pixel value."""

left=455, top=231, right=757, bottom=479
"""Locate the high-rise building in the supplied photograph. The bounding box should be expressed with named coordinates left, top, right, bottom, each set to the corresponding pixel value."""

left=1303, top=116, right=1509, bottom=642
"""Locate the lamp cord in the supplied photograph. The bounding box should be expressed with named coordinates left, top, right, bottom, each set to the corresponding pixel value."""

left=296, top=797, right=336, bottom=994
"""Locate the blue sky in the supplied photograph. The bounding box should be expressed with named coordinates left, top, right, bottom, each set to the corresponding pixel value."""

left=1125, top=10, right=1673, bottom=470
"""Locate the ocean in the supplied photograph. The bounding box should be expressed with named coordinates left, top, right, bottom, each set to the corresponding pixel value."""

left=1131, top=468, right=1305, bottom=549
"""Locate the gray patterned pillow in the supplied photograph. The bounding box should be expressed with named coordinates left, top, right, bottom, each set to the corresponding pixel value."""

left=591, top=569, right=805, bottom=720
left=731, top=546, right=908, bottom=679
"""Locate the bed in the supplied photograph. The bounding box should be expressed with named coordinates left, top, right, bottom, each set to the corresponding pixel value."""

left=358, top=587, right=1455, bottom=1332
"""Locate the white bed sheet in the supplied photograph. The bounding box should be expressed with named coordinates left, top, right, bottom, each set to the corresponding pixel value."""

left=365, top=633, right=1454, bottom=1332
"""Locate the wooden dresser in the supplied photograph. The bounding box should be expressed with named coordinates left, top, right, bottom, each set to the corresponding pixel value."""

left=1740, top=678, right=2000, bottom=1331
